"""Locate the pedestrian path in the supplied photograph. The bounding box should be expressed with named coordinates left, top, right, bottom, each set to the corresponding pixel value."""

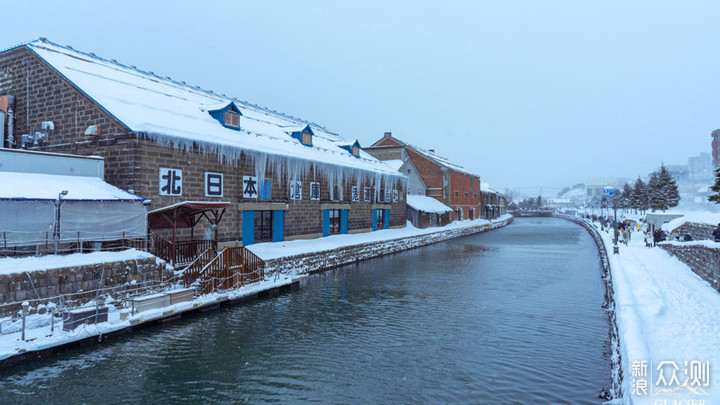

left=598, top=226, right=720, bottom=403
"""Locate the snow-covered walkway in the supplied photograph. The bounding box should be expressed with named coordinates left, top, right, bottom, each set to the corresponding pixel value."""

left=597, top=224, right=720, bottom=403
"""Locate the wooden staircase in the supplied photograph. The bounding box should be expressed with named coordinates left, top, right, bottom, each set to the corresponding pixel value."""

left=183, top=246, right=265, bottom=295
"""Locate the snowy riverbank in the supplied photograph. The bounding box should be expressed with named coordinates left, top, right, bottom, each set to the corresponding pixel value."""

left=592, top=222, right=720, bottom=403
left=247, top=214, right=512, bottom=260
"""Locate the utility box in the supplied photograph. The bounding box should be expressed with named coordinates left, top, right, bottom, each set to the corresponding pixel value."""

left=62, top=306, right=109, bottom=331
left=132, top=292, right=170, bottom=315
left=169, top=288, right=194, bottom=305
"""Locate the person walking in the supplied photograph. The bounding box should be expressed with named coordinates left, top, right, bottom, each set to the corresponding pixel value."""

left=713, top=223, right=720, bottom=243
left=622, top=228, right=630, bottom=245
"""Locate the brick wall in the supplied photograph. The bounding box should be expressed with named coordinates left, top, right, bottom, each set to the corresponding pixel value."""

left=660, top=243, right=720, bottom=292
left=0, top=46, right=407, bottom=244
left=667, top=222, right=716, bottom=241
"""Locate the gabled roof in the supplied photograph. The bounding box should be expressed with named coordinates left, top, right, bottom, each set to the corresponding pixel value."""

left=368, top=133, right=477, bottom=177
left=6, top=38, right=402, bottom=178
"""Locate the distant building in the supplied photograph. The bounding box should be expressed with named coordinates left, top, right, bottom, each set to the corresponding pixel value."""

left=712, top=129, right=720, bottom=168
left=364, top=132, right=481, bottom=221
left=480, top=183, right=507, bottom=219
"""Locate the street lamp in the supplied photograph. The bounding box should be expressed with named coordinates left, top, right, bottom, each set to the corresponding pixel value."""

left=54, top=190, right=68, bottom=255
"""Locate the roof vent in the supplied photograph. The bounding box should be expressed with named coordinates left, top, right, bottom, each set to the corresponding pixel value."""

left=429, top=149, right=435, bottom=153
left=89, top=52, right=96, bottom=57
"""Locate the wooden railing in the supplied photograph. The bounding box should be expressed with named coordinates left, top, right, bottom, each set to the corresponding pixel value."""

left=188, top=246, right=266, bottom=295
left=181, top=248, right=215, bottom=287
left=150, top=234, right=215, bottom=267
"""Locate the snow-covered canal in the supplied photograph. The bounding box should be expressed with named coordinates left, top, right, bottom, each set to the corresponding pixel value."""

left=0, top=217, right=610, bottom=403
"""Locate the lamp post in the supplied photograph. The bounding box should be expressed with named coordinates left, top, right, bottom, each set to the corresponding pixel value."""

left=143, top=199, right=152, bottom=251
left=54, top=190, right=68, bottom=255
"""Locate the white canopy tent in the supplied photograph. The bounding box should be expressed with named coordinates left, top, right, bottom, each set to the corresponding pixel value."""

left=0, top=172, right=147, bottom=247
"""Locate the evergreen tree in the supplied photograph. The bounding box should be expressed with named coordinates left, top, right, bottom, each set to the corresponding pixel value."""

left=708, top=167, right=720, bottom=204
left=656, top=164, right=680, bottom=210
left=632, top=177, right=648, bottom=213
left=647, top=170, right=662, bottom=211
left=620, top=183, right=633, bottom=210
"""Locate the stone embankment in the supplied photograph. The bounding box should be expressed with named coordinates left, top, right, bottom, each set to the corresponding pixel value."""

left=265, top=217, right=514, bottom=276
left=0, top=256, right=171, bottom=317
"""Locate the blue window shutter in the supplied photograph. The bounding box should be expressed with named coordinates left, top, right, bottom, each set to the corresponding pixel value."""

left=261, top=179, right=272, bottom=199
left=372, top=209, right=377, bottom=231
left=322, top=210, right=330, bottom=237
left=341, top=209, right=348, bottom=234
left=384, top=209, right=390, bottom=229
left=272, top=210, right=284, bottom=242
left=242, top=210, right=255, bottom=245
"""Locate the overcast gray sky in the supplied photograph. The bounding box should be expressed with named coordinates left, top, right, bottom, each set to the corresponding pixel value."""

left=4, top=1, right=719, bottom=196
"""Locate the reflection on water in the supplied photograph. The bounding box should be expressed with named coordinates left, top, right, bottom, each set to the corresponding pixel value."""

left=0, top=218, right=610, bottom=404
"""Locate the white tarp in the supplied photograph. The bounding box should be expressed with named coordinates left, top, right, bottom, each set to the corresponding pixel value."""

left=0, top=173, right=146, bottom=247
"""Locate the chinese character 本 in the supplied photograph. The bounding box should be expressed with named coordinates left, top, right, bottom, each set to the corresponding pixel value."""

left=159, top=168, right=182, bottom=196
left=243, top=176, right=258, bottom=198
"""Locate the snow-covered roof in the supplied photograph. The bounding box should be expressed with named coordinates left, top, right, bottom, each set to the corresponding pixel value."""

left=14, top=38, right=401, bottom=178
left=383, top=159, right=405, bottom=172
left=0, top=172, right=143, bottom=201
left=406, top=195, right=452, bottom=213
left=369, top=135, right=476, bottom=176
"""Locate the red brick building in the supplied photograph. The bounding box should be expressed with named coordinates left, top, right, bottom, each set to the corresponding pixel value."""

left=0, top=38, right=407, bottom=252
left=364, top=132, right=480, bottom=221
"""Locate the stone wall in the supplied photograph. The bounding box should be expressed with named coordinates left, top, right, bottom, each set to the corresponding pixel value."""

left=660, top=243, right=720, bottom=292
left=0, top=256, right=171, bottom=317
left=264, top=217, right=513, bottom=275
left=667, top=222, right=716, bottom=242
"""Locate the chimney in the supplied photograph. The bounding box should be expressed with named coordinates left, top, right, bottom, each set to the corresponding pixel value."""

left=383, top=131, right=391, bottom=138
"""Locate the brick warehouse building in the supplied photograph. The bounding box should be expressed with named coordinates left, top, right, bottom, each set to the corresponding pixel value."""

left=0, top=38, right=407, bottom=248
left=364, top=132, right=480, bottom=221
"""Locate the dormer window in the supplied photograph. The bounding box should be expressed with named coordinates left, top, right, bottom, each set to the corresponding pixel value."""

left=284, top=124, right=314, bottom=147
left=340, top=139, right=362, bottom=158
left=224, top=111, right=240, bottom=128
left=207, top=101, right=242, bottom=131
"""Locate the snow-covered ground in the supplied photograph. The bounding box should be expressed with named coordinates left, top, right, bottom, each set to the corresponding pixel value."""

left=247, top=215, right=512, bottom=260
left=592, top=222, right=720, bottom=403
left=0, top=249, right=156, bottom=276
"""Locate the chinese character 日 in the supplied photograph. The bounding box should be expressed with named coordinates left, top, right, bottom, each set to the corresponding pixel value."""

left=159, top=168, right=182, bottom=196
left=205, top=172, right=223, bottom=197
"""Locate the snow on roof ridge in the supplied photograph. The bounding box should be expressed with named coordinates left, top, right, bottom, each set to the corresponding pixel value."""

left=24, top=38, right=333, bottom=134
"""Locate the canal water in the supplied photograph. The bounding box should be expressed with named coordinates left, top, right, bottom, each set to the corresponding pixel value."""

left=0, top=217, right=610, bottom=404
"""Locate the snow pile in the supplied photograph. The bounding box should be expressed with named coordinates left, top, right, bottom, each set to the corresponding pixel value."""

left=0, top=172, right=142, bottom=201
left=247, top=215, right=512, bottom=260
left=0, top=249, right=155, bottom=275
left=662, top=211, right=720, bottom=232
left=597, top=225, right=720, bottom=402
left=406, top=195, right=452, bottom=213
